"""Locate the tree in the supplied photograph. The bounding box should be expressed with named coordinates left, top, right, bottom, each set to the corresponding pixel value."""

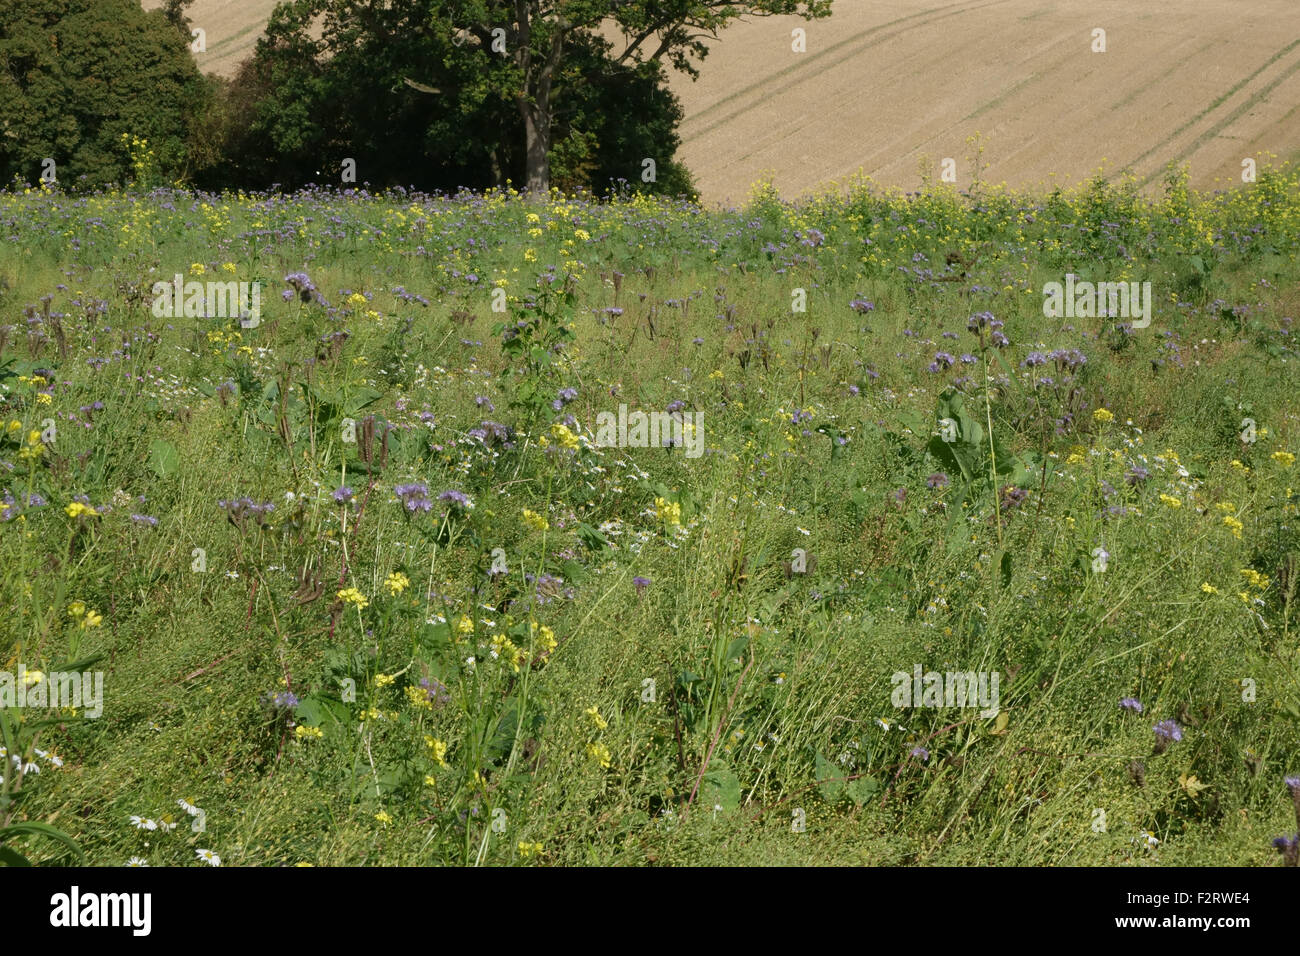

left=211, top=0, right=697, bottom=197
left=435, top=0, right=833, bottom=195
left=0, top=0, right=213, bottom=188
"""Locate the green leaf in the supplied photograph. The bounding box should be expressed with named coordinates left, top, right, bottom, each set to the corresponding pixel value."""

left=147, top=439, right=179, bottom=477
left=0, top=845, right=31, bottom=866
left=700, top=760, right=742, bottom=812
left=723, top=636, right=749, bottom=664
left=846, top=775, right=880, bottom=806
left=294, top=694, right=351, bottom=729
left=0, top=822, right=84, bottom=864
left=998, top=550, right=1013, bottom=588
left=815, top=751, right=845, bottom=803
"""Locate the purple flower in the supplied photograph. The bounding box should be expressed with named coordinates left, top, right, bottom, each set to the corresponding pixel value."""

left=130, top=513, right=158, bottom=527
left=394, top=482, right=432, bottom=513
left=1153, top=720, right=1182, bottom=741
left=419, top=677, right=451, bottom=708
left=438, top=489, right=473, bottom=510
left=850, top=298, right=875, bottom=314
left=526, top=572, right=574, bottom=605
left=1153, top=719, right=1183, bottom=754
left=910, top=746, right=929, bottom=762
left=999, top=485, right=1028, bottom=509
left=633, top=575, right=651, bottom=596
left=926, top=472, right=949, bottom=490
left=261, top=690, right=299, bottom=710
left=332, top=486, right=354, bottom=504
left=1272, top=834, right=1299, bottom=866
left=1125, top=466, right=1149, bottom=486
left=1119, top=697, right=1143, bottom=713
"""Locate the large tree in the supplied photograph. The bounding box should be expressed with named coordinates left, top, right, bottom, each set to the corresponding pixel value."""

left=212, top=0, right=697, bottom=196
left=437, top=0, right=833, bottom=194
left=0, top=0, right=213, bottom=187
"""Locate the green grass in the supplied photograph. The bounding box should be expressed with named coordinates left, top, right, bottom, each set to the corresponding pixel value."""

left=1, top=165, right=1299, bottom=867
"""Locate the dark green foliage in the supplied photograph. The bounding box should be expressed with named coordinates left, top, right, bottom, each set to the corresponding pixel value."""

left=0, top=0, right=213, bottom=187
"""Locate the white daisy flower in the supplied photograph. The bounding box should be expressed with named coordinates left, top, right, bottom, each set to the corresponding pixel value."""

left=177, top=798, right=200, bottom=816
left=195, top=848, right=221, bottom=867
left=130, top=816, right=157, bottom=831
left=126, top=857, right=150, bottom=867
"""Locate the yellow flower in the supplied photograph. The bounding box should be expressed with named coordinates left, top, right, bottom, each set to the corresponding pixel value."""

left=374, top=673, right=396, bottom=688
left=425, top=736, right=449, bottom=767
left=65, top=502, right=98, bottom=519
left=517, top=841, right=543, bottom=859
left=294, top=725, right=324, bottom=740
left=35, top=393, right=51, bottom=406
left=423, top=774, right=438, bottom=787
left=67, top=600, right=86, bottom=618
left=1093, top=408, right=1114, bottom=423
left=523, top=248, right=537, bottom=263
left=1231, top=460, right=1249, bottom=472
left=189, top=263, right=205, bottom=276
left=1223, top=515, right=1243, bottom=538
left=550, top=423, right=580, bottom=451
left=573, top=228, right=590, bottom=242
left=81, top=609, right=102, bottom=628
left=1272, top=451, right=1295, bottom=468
left=1200, top=583, right=1218, bottom=594
left=583, top=706, right=607, bottom=730
left=337, top=587, right=369, bottom=609
left=406, top=685, right=432, bottom=710
left=221, top=262, right=237, bottom=274
left=20, top=669, right=44, bottom=686
left=453, top=614, right=475, bottom=637
left=532, top=622, right=557, bottom=655
left=654, top=497, right=682, bottom=527
left=522, top=509, right=549, bottom=532
left=1158, top=494, right=1181, bottom=509
left=1065, top=453, right=1086, bottom=465
left=586, top=742, right=612, bottom=769
left=374, top=811, right=392, bottom=825
left=1240, top=568, right=1269, bottom=591
left=383, top=571, right=410, bottom=596
left=347, top=292, right=368, bottom=307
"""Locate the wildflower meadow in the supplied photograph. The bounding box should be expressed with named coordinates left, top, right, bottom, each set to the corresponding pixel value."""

left=2, top=161, right=1300, bottom=868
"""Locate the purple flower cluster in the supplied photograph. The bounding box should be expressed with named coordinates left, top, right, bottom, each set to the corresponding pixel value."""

left=394, top=482, right=432, bottom=513
left=220, top=497, right=275, bottom=526
left=438, top=489, right=472, bottom=510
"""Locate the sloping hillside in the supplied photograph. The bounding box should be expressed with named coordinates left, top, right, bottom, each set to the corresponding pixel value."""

left=142, top=0, right=1300, bottom=203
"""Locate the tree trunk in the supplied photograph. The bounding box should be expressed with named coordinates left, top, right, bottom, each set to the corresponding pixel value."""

left=519, top=98, right=550, bottom=196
